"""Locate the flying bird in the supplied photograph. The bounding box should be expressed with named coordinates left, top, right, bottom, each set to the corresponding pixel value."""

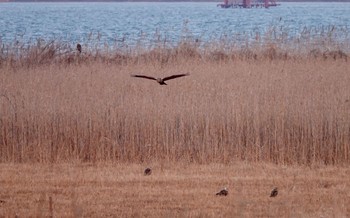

left=77, top=43, right=82, bottom=53
left=216, top=187, right=228, bottom=196
left=144, top=168, right=152, bottom=176
left=131, top=73, right=190, bottom=85
left=270, top=187, right=278, bottom=197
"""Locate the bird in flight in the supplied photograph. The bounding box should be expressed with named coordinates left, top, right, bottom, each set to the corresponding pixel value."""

left=270, top=187, right=278, bottom=197
left=131, top=73, right=190, bottom=85
left=216, top=187, right=228, bottom=196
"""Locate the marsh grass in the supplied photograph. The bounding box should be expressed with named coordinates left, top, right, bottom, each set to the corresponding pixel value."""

left=0, top=27, right=349, bottom=165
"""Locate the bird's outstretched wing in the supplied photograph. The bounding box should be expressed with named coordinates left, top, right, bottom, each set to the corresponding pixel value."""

left=131, top=74, right=157, bottom=81
left=163, top=73, right=189, bottom=81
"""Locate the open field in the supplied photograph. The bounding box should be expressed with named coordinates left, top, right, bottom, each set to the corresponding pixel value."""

left=0, top=163, right=350, bottom=217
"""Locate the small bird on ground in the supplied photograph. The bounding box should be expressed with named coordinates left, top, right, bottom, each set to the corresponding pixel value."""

left=270, top=187, right=278, bottom=197
left=131, top=73, right=190, bottom=85
left=144, top=168, right=152, bottom=176
left=216, top=187, right=228, bottom=196
left=77, top=43, right=82, bottom=53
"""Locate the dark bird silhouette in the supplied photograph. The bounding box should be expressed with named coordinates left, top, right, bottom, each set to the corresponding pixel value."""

left=270, top=187, right=278, bottom=197
left=77, top=43, right=82, bottom=53
left=144, top=168, right=152, bottom=176
left=216, top=187, right=228, bottom=196
left=131, top=73, right=190, bottom=85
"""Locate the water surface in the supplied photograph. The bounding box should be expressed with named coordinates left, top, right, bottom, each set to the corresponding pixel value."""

left=1, top=2, right=349, bottom=46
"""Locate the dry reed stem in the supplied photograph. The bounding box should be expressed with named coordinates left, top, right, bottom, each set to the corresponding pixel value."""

left=0, top=57, right=349, bottom=165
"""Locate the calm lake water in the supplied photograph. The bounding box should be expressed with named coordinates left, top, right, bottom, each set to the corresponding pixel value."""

left=0, top=2, right=350, bottom=46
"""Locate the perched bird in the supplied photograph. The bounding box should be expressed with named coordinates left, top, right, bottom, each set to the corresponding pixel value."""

left=76, top=43, right=82, bottom=53
left=131, top=73, right=190, bottom=85
left=144, top=168, right=152, bottom=176
left=270, top=187, right=278, bottom=197
left=216, top=187, right=228, bottom=196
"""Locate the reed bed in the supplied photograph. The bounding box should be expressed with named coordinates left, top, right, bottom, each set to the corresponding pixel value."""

left=0, top=28, right=349, bottom=165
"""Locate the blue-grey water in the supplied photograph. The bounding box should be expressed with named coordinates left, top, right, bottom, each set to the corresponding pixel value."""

left=0, top=2, right=350, bottom=47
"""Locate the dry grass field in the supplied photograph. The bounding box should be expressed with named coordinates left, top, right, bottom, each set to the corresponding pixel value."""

left=0, top=34, right=350, bottom=216
left=0, top=163, right=350, bottom=217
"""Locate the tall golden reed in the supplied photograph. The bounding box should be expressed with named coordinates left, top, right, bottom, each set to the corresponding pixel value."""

left=0, top=31, right=349, bottom=165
